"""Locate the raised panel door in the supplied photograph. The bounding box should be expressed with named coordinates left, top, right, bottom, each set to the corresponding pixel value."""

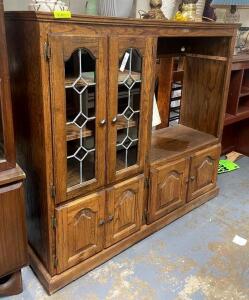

left=188, top=144, right=220, bottom=202
left=0, top=182, right=27, bottom=277
left=148, top=158, right=189, bottom=224
left=55, top=191, right=105, bottom=273
left=49, top=34, right=107, bottom=203
left=105, top=175, right=144, bottom=247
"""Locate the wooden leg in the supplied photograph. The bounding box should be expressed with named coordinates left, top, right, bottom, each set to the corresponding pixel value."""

left=0, top=271, right=23, bottom=296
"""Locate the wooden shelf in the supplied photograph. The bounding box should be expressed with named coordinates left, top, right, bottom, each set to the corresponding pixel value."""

left=173, top=70, right=184, bottom=82
left=66, top=71, right=141, bottom=87
left=67, top=118, right=137, bottom=141
left=118, top=70, right=141, bottom=83
left=224, top=113, right=236, bottom=126
left=224, top=111, right=249, bottom=126
left=240, top=86, right=249, bottom=98
left=66, top=123, right=93, bottom=141
left=65, top=76, right=95, bottom=87
left=237, top=105, right=249, bottom=115
left=67, top=159, right=95, bottom=188
left=150, top=125, right=218, bottom=165
left=117, top=116, right=136, bottom=130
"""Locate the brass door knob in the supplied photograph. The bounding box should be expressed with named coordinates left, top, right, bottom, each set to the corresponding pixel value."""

left=100, top=119, right=106, bottom=126
left=98, top=219, right=105, bottom=226
left=112, top=117, right=117, bottom=124
left=107, top=215, right=114, bottom=223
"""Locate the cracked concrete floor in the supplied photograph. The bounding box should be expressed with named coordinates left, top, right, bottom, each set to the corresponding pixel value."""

left=3, top=156, right=249, bottom=300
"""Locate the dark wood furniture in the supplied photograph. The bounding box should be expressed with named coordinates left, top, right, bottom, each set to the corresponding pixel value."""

left=222, top=54, right=249, bottom=155
left=156, top=57, right=184, bottom=127
left=5, top=12, right=237, bottom=294
left=0, top=1, right=27, bottom=296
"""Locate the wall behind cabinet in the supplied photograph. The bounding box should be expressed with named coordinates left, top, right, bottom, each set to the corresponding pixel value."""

left=3, top=0, right=149, bottom=17
left=3, top=0, right=85, bottom=13
left=3, top=0, right=29, bottom=10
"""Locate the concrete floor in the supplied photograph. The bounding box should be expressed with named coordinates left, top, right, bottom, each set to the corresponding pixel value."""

left=3, top=156, right=249, bottom=300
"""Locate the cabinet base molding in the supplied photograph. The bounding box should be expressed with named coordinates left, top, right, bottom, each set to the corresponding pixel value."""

left=29, top=187, right=218, bottom=295
left=0, top=271, right=23, bottom=296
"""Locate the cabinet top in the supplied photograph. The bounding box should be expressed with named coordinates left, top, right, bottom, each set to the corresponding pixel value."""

left=5, top=11, right=239, bottom=36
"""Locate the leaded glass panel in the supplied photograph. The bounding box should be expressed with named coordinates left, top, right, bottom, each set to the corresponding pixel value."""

left=116, top=48, right=142, bottom=171
left=65, top=49, right=96, bottom=188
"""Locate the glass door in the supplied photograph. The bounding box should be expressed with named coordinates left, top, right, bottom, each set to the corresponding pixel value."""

left=49, top=34, right=107, bottom=203
left=108, top=36, right=155, bottom=183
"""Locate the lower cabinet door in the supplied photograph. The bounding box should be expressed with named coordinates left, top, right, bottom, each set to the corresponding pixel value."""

left=105, top=175, right=144, bottom=248
left=55, top=191, right=105, bottom=273
left=0, top=182, right=27, bottom=278
left=148, top=158, right=189, bottom=224
left=187, top=144, right=220, bottom=202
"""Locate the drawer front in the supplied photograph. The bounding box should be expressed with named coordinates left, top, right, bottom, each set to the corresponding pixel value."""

left=188, top=144, right=220, bottom=202
left=105, top=175, right=144, bottom=248
left=0, top=182, right=27, bottom=277
left=148, top=158, right=189, bottom=224
left=55, top=191, right=105, bottom=273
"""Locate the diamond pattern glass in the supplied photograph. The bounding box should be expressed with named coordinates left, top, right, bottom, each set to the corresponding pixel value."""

left=116, top=48, right=142, bottom=171
left=74, top=113, right=87, bottom=128
left=65, top=49, right=96, bottom=187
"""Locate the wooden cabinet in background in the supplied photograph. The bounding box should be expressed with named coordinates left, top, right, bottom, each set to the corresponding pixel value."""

left=5, top=12, right=237, bottom=294
left=222, top=54, right=249, bottom=155
left=0, top=1, right=27, bottom=296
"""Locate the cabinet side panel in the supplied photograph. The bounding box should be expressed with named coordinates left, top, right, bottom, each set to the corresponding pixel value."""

left=181, top=57, right=226, bottom=137
left=5, top=19, right=54, bottom=273
left=0, top=182, right=28, bottom=277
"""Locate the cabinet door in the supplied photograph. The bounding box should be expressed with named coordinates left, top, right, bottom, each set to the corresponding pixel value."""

left=107, top=36, right=156, bottom=183
left=105, top=175, right=144, bottom=247
left=55, top=191, right=105, bottom=273
left=49, top=34, right=107, bottom=204
left=188, top=144, right=220, bottom=202
left=0, top=182, right=27, bottom=277
left=148, top=158, right=189, bottom=224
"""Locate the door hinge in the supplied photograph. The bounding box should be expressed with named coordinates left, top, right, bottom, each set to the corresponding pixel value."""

left=51, top=185, right=56, bottom=198
left=145, top=178, right=150, bottom=188
left=51, top=215, right=57, bottom=229
left=45, top=42, right=51, bottom=60
left=53, top=256, right=58, bottom=269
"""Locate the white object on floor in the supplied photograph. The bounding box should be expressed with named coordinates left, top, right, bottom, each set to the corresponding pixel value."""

left=152, top=95, right=161, bottom=127
left=232, top=235, right=247, bottom=246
